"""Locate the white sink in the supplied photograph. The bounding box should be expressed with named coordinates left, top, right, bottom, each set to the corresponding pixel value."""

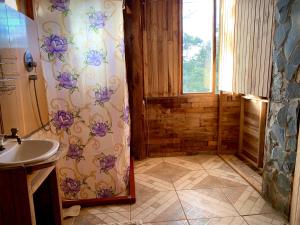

left=0, top=139, right=59, bottom=166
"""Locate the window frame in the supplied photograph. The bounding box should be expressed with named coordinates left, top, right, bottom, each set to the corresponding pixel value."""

left=179, top=0, right=217, bottom=95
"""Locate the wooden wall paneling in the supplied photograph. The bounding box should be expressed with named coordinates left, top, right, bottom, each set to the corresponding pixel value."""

left=124, top=0, right=146, bottom=159
left=157, top=0, right=163, bottom=96
left=146, top=95, right=219, bottom=157
left=172, top=0, right=179, bottom=96
left=0, top=37, right=49, bottom=137
left=144, top=0, right=180, bottom=97
left=16, top=0, right=34, bottom=19
left=238, top=96, right=245, bottom=156
left=151, top=1, right=158, bottom=96
left=258, top=101, right=267, bottom=167
left=0, top=167, right=33, bottom=225
left=238, top=97, right=268, bottom=168
left=162, top=0, right=168, bottom=96
left=217, top=91, right=223, bottom=154
left=218, top=91, right=241, bottom=154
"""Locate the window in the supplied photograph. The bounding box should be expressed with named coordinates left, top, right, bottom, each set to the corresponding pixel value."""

left=182, top=0, right=217, bottom=93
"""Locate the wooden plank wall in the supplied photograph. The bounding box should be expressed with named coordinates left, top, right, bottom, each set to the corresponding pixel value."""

left=145, top=95, right=219, bottom=157
left=220, top=0, right=275, bottom=98
left=145, top=93, right=241, bottom=156
left=238, top=97, right=268, bottom=168
left=124, top=0, right=250, bottom=158
left=143, top=0, right=180, bottom=97
left=218, top=92, right=241, bottom=154
left=124, top=0, right=147, bottom=159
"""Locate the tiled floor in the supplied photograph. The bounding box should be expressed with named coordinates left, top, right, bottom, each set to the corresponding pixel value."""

left=64, top=155, right=288, bottom=225
left=220, top=155, right=263, bottom=193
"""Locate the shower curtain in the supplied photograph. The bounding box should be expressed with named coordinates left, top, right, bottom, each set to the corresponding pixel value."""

left=35, top=0, right=130, bottom=200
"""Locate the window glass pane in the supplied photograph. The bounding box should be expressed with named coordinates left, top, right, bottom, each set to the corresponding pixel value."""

left=183, top=0, right=213, bottom=93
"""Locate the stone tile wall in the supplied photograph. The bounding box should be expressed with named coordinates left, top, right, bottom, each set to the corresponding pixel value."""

left=263, top=0, right=300, bottom=217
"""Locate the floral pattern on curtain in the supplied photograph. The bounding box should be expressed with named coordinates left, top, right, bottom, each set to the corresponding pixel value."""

left=35, top=0, right=130, bottom=200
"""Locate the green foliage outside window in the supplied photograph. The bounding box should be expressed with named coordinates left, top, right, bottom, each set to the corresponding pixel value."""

left=183, top=33, right=212, bottom=93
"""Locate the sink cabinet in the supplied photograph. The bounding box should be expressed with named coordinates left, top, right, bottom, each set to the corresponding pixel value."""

left=0, top=165, right=62, bottom=225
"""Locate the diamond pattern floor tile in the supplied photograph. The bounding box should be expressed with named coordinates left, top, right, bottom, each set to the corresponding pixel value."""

left=144, top=220, right=189, bottom=225
left=69, top=154, right=288, bottom=225
left=222, top=185, right=275, bottom=215
left=135, top=173, right=175, bottom=193
left=243, top=213, right=289, bottom=225
left=131, top=191, right=186, bottom=223
left=135, top=158, right=164, bottom=173
left=163, top=157, right=203, bottom=170
left=177, top=188, right=239, bottom=219
left=84, top=204, right=130, bottom=214
left=189, top=216, right=248, bottom=225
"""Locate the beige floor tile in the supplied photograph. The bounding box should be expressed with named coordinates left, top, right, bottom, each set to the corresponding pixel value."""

left=243, top=213, right=288, bottom=225
left=198, top=155, right=233, bottom=171
left=222, top=185, right=274, bottom=215
left=83, top=204, right=130, bottom=214
left=206, top=169, right=248, bottom=187
left=131, top=191, right=186, bottom=223
left=143, top=162, right=190, bottom=181
left=163, top=156, right=203, bottom=170
left=189, top=216, right=248, bottom=225
left=95, top=211, right=130, bottom=223
left=135, top=173, right=175, bottom=194
left=135, top=158, right=164, bottom=173
left=172, top=170, right=221, bottom=190
left=74, top=211, right=131, bottom=224
left=73, top=213, right=105, bottom=225
left=177, top=188, right=239, bottom=219
left=144, top=220, right=189, bottom=225
left=173, top=168, right=248, bottom=190
left=220, top=155, right=263, bottom=192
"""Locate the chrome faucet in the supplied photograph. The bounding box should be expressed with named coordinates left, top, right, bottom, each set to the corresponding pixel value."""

left=5, top=128, right=21, bottom=144
left=0, top=128, right=22, bottom=151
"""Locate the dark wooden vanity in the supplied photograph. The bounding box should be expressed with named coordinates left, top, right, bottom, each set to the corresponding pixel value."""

left=0, top=155, right=62, bottom=225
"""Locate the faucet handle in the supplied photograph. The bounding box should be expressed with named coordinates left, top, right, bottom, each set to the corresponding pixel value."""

left=11, top=128, right=19, bottom=136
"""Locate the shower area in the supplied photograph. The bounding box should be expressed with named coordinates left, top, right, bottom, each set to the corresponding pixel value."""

left=34, top=0, right=131, bottom=203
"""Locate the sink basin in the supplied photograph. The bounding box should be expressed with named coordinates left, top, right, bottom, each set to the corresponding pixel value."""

left=0, top=139, right=59, bottom=166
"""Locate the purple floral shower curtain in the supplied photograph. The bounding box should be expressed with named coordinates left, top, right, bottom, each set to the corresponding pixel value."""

left=35, top=0, right=130, bottom=200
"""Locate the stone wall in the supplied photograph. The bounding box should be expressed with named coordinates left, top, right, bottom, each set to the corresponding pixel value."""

left=263, top=0, right=300, bottom=217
